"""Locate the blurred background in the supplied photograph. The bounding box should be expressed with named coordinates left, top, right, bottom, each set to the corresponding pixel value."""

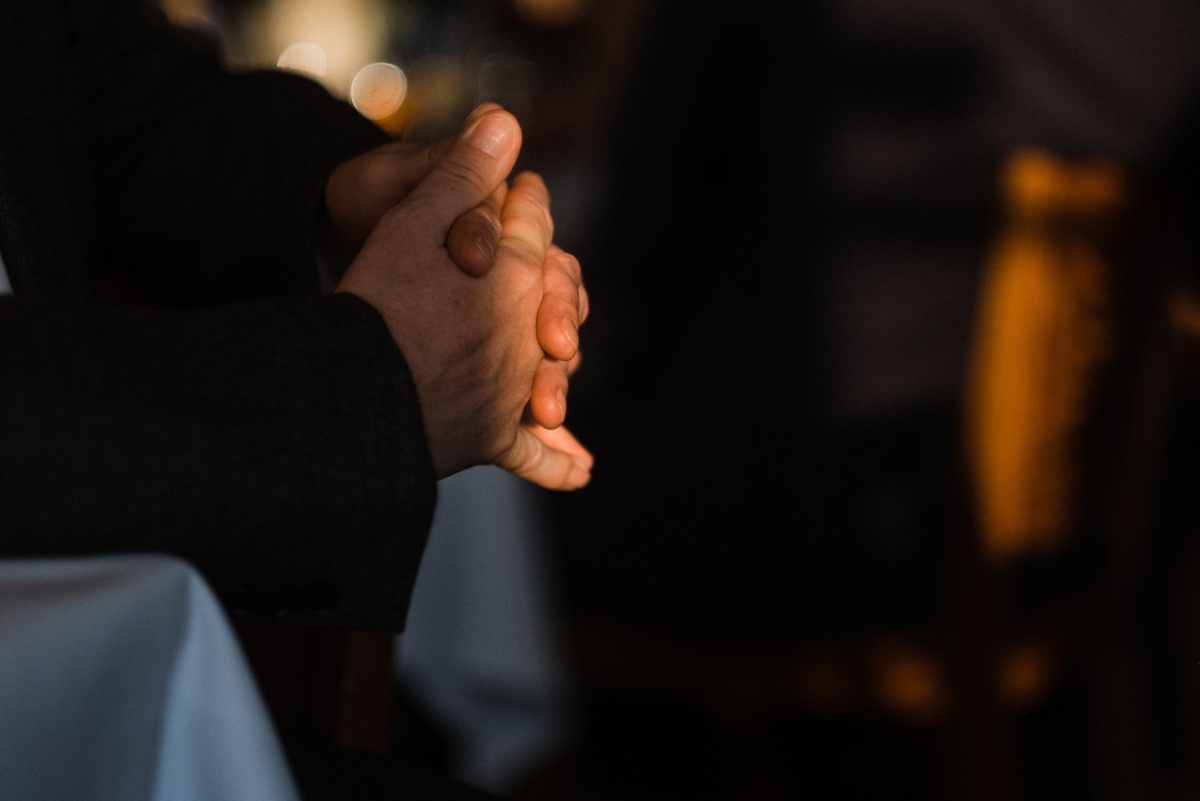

left=162, top=0, right=1200, bottom=799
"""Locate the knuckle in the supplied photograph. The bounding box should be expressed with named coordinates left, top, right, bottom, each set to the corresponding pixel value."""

left=541, top=291, right=575, bottom=321
left=501, top=237, right=545, bottom=272
left=437, top=153, right=494, bottom=196
left=501, top=435, right=541, bottom=475
left=547, top=254, right=582, bottom=291
left=509, top=185, right=553, bottom=237
left=560, top=252, right=582, bottom=284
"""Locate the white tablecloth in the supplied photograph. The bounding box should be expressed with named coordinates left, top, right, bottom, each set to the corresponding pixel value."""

left=0, top=554, right=300, bottom=801
left=398, top=466, right=580, bottom=794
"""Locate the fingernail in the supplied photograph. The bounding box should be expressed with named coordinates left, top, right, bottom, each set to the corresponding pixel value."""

left=473, top=232, right=495, bottom=265
left=561, top=324, right=579, bottom=354
left=464, top=112, right=514, bottom=157
left=567, top=464, right=591, bottom=489
left=556, top=389, right=567, bottom=420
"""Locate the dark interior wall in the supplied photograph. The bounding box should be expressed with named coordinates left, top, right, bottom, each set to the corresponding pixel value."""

left=549, top=0, right=1200, bottom=640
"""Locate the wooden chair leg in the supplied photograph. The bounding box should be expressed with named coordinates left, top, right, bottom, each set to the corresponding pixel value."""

left=233, top=621, right=396, bottom=756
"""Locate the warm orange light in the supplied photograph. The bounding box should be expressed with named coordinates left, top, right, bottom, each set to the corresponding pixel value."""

left=160, top=0, right=212, bottom=27
left=514, top=0, right=587, bottom=28
left=867, top=637, right=948, bottom=725
left=963, top=147, right=1128, bottom=560
left=350, top=62, right=408, bottom=121
left=997, top=642, right=1056, bottom=710
left=1170, top=290, right=1200, bottom=337
left=255, top=0, right=390, bottom=96
left=277, top=41, right=328, bottom=79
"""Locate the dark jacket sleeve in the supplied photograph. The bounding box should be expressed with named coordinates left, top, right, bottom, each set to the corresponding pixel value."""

left=73, top=0, right=393, bottom=304
left=0, top=0, right=436, bottom=632
left=0, top=291, right=437, bottom=633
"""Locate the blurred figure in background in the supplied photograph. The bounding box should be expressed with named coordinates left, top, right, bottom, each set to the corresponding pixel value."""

left=550, top=0, right=1200, bottom=799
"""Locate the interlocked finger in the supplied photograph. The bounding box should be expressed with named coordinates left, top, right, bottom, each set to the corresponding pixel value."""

left=538, top=247, right=584, bottom=362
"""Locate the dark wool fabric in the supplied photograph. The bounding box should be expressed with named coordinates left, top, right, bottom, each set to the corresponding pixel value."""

left=0, top=0, right=437, bottom=632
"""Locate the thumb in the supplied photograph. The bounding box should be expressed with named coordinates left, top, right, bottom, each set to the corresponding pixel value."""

left=401, top=103, right=522, bottom=245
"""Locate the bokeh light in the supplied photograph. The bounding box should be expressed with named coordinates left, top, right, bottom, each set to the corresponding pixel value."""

left=159, top=0, right=213, bottom=27
left=257, top=0, right=389, bottom=95
left=276, top=41, right=328, bottom=79
left=350, top=62, right=408, bottom=121
left=514, top=0, right=587, bottom=29
left=401, top=55, right=469, bottom=141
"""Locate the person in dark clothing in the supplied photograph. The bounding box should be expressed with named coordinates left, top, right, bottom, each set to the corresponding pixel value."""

left=0, top=0, right=591, bottom=797
left=0, top=0, right=590, bottom=629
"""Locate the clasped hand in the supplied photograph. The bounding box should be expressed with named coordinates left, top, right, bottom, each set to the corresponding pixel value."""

left=330, top=104, right=592, bottom=490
